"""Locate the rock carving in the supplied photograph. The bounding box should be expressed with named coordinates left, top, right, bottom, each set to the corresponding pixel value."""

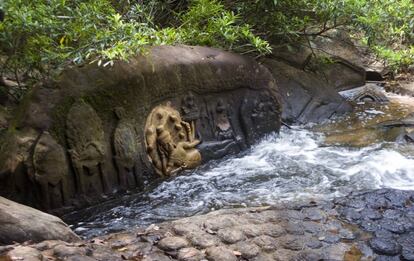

left=181, top=93, right=200, bottom=140
left=32, top=132, right=70, bottom=209
left=241, top=91, right=280, bottom=144
left=113, top=107, right=139, bottom=189
left=66, top=101, right=109, bottom=195
left=145, top=104, right=201, bottom=176
left=215, top=99, right=234, bottom=141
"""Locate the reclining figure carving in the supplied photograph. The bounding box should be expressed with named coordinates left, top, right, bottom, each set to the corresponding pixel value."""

left=145, top=104, right=201, bottom=176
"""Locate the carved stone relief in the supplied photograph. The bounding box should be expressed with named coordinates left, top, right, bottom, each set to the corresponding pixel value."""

left=181, top=93, right=200, bottom=140
left=66, top=101, right=109, bottom=195
left=215, top=99, right=235, bottom=141
left=145, top=104, right=201, bottom=176
left=241, top=91, right=280, bottom=144
left=33, top=131, right=70, bottom=209
left=113, top=107, right=139, bottom=189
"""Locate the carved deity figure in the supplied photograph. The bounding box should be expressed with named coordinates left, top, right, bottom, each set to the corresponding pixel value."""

left=113, top=107, right=139, bottom=189
left=251, top=92, right=279, bottom=123
left=145, top=104, right=201, bottom=176
left=215, top=99, right=234, bottom=141
left=32, top=132, right=70, bottom=209
left=66, top=101, right=109, bottom=195
left=181, top=93, right=200, bottom=140
left=241, top=91, right=280, bottom=144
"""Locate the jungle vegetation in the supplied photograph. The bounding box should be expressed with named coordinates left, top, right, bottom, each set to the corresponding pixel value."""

left=0, top=0, right=413, bottom=99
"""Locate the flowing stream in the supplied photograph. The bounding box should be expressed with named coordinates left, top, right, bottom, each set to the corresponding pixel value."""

left=64, top=91, right=414, bottom=239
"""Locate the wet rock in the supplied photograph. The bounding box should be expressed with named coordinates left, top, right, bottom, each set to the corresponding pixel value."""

left=285, top=222, right=305, bottom=235
left=158, top=236, right=189, bottom=251
left=0, top=196, right=80, bottom=245
left=66, top=255, right=97, bottom=261
left=252, top=235, right=278, bottom=251
left=205, top=246, right=237, bottom=261
left=204, top=216, right=237, bottom=231
left=320, top=233, right=341, bottom=244
left=187, top=232, right=219, bottom=248
left=217, top=228, right=245, bottom=244
left=142, top=251, right=172, bottom=261
left=341, top=84, right=389, bottom=103
left=3, top=246, right=44, bottom=261
left=303, top=221, right=323, bottom=234
left=369, top=237, right=401, bottom=256
left=230, top=241, right=260, bottom=259
left=53, top=244, right=86, bottom=259
left=281, top=235, right=304, bottom=251
left=379, top=218, right=406, bottom=234
left=251, top=253, right=275, bottom=261
left=303, top=208, right=326, bottom=221
left=339, top=228, right=357, bottom=240
left=273, top=249, right=297, bottom=261
left=173, top=223, right=201, bottom=236
left=239, top=224, right=264, bottom=237
left=177, top=247, right=204, bottom=261
left=292, top=250, right=324, bottom=261
left=263, top=223, right=286, bottom=238
left=305, top=237, right=323, bottom=249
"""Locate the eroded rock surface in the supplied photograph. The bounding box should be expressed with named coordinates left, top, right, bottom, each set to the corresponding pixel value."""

left=0, top=45, right=281, bottom=211
left=2, top=189, right=414, bottom=260
left=0, top=196, right=80, bottom=245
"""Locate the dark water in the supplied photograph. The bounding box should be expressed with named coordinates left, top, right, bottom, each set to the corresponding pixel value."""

left=64, top=127, right=414, bottom=239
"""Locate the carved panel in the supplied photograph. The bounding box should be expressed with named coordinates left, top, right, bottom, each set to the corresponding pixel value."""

left=113, top=107, right=139, bottom=189
left=145, top=103, right=201, bottom=176
left=66, top=101, right=109, bottom=195
left=33, top=132, right=70, bottom=209
left=241, top=91, right=280, bottom=144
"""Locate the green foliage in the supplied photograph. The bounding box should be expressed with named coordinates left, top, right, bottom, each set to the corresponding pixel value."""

left=0, top=0, right=270, bottom=88
left=0, top=0, right=413, bottom=97
left=229, top=0, right=413, bottom=71
left=179, top=0, right=271, bottom=54
left=354, top=0, right=414, bottom=70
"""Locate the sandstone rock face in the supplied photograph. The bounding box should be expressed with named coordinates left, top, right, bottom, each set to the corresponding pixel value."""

left=266, top=31, right=368, bottom=124
left=0, top=196, right=80, bottom=245
left=264, top=59, right=352, bottom=124
left=3, top=189, right=412, bottom=260
left=0, top=45, right=281, bottom=211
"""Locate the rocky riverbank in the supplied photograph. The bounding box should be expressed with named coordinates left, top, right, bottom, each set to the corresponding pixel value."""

left=1, top=188, right=414, bottom=261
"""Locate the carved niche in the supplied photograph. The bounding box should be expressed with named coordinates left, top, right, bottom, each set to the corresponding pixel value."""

left=66, top=101, right=109, bottom=195
left=181, top=93, right=200, bottom=140
left=32, top=131, right=71, bottom=209
left=145, top=103, right=201, bottom=176
left=240, top=91, right=280, bottom=144
left=215, top=99, right=235, bottom=141
left=113, top=107, right=139, bottom=189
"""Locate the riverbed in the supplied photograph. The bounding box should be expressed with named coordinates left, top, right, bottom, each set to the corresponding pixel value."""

left=64, top=90, right=414, bottom=239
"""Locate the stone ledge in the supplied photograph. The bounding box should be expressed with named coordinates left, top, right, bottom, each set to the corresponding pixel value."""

left=2, top=189, right=414, bottom=260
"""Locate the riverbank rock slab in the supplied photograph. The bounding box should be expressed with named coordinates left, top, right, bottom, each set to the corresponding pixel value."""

left=0, top=196, right=80, bottom=245
left=3, top=189, right=414, bottom=260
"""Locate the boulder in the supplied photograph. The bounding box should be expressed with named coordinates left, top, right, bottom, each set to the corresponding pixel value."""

left=0, top=196, right=80, bottom=245
left=271, top=30, right=366, bottom=92
left=0, top=45, right=281, bottom=211
left=263, top=59, right=352, bottom=124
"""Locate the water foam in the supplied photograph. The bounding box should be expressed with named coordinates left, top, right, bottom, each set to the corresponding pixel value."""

left=66, top=127, right=414, bottom=238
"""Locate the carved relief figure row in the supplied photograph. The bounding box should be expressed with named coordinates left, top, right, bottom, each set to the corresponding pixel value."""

left=29, top=89, right=279, bottom=210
